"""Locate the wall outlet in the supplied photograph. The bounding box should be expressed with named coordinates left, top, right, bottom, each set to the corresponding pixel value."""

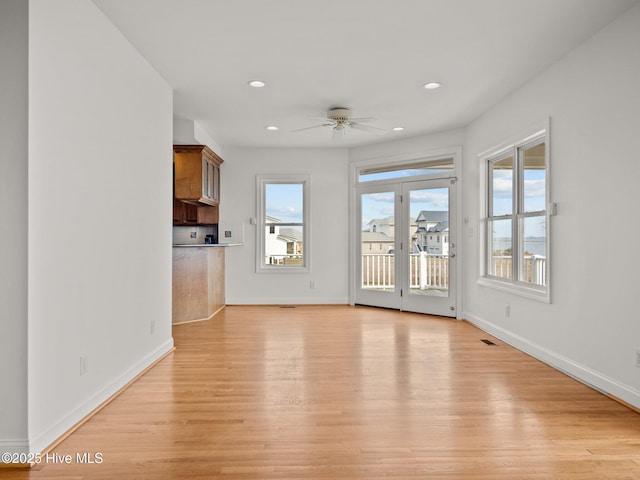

left=504, top=304, right=511, bottom=318
left=80, top=356, right=88, bottom=376
left=310, top=280, right=315, bottom=289
left=636, top=349, right=640, bottom=368
left=150, top=320, right=155, bottom=334
left=190, top=231, right=197, bottom=238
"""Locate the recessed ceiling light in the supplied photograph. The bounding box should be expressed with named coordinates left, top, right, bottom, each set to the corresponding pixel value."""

left=265, top=125, right=279, bottom=131
left=423, top=82, right=441, bottom=89
left=392, top=127, right=405, bottom=132
left=248, top=80, right=266, bottom=88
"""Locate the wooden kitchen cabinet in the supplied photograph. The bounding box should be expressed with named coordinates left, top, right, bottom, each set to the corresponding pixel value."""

left=174, top=145, right=223, bottom=207
left=173, top=198, right=219, bottom=225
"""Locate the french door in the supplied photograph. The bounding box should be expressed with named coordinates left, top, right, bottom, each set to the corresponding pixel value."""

left=356, top=178, right=457, bottom=316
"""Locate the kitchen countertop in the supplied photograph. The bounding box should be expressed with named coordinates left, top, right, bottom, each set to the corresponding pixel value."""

left=173, top=243, right=242, bottom=247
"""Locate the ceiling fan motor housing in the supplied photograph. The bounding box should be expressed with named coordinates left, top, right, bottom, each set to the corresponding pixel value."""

left=328, top=107, right=351, bottom=123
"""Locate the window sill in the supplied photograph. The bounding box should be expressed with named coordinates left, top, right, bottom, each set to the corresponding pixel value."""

left=477, top=276, right=550, bottom=303
left=257, top=265, right=310, bottom=274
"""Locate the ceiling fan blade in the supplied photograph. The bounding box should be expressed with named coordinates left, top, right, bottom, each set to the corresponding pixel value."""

left=351, top=122, right=387, bottom=135
left=349, top=117, right=376, bottom=123
left=291, top=123, right=332, bottom=133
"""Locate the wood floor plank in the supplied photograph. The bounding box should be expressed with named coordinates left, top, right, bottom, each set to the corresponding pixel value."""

left=4, top=305, right=640, bottom=479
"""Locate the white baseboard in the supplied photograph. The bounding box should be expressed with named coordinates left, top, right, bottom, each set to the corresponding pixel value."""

left=28, top=338, right=174, bottom=454
left=463, top=311, right=640, bottom=410
left=225, top=297, right=349, bottom=305
left=0, top=438, right=30, bottom=456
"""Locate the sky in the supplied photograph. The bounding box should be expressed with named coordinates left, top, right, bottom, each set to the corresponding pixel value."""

left=492, top=168, right=546, bottom=238
left=265, top=181, right=450, bottom=233
left=265, top=183, right=303, bottom=223
left=265, top=168, right=546, bottom=239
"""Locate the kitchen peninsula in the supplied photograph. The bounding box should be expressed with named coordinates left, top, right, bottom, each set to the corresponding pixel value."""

left=172, top=244, right=236, bottom=324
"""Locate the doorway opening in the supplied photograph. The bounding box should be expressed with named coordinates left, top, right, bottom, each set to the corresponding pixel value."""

left=354, top=155, right=459, bottom=317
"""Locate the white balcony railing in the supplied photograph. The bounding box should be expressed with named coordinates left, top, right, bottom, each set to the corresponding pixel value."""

left=362, top=253, right=548, bottom=290
left=266, top=255, right=303, bottom=266
left=361, top=252, right=449, bottom=290
left=491, top=254, right=547, bottom=286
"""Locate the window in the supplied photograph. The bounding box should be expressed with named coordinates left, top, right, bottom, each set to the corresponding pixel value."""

left=479, top=124, right=550, bottom=301
left=359, top=157, right=454, bottom=182
left=256, top=175, right=310, bottom=272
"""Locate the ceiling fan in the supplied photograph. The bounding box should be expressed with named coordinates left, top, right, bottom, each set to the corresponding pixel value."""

left=292, top=107, right=386, bottom=138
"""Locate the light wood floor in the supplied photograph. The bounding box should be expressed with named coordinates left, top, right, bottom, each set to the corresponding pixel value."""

left=7, top=305, right=640, bottom=479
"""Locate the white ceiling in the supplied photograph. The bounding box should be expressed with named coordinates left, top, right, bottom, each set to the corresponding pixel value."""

left=93, top=0, right=638, bottom=149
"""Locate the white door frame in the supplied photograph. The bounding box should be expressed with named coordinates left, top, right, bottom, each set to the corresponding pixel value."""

left=355, top=183, right=402, bottom=310
left=398, top=178, right=457, bottom=316
left=349, top=147, right=463, bottom=318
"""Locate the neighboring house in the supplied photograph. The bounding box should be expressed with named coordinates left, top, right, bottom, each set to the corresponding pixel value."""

left=367, top=216, right=417, bottom=238
left=265, top=216, right=303, bottom=264
left=367, top=216, right=395, bottom=236
left=278, top=227, right=303, bottom=255
left=415, top=211, right=449, bottom=255
left=361, top=231, right=395, bottom=254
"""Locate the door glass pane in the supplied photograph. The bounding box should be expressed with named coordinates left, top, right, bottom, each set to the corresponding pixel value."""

left=519, top=216, right=546, bottom=285
left=489, top=218, right=512, bottom=279
left=409, top=187, right=449, bottom=297
left=361, top=192, right=395, bottom=291
left=491, top=156, right=513, bottom=216
left=208, top=162, right=214, bottom=198
left=522, top=143, right=546, bottom=213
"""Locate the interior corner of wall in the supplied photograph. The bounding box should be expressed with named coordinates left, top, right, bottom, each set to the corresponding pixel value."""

left=193, top=121, right=222, bottom=156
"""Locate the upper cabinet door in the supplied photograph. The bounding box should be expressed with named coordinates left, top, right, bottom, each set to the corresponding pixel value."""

left=174, top=145, right=223, bottom=207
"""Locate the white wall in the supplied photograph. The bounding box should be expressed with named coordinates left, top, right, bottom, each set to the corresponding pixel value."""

left=462, top=4, right=640, bottom=408
left=349, top=129, right=465, bottom=164
left=0, top=0, right=29, bottom=455
left=27, top=0, right=174, bottom=452
left=222, top=148, right=350, bottom=304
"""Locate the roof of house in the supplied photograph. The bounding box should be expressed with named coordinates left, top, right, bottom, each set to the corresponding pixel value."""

left=367, top=216, right=417, bottom=226
left=427, top=220, right=449, bottom=233
left=277, top=228, right=303, bottom=242
left=368, top=216, right=394, bottom=226
left=362, top=232, right=394, bottom=242
left=416, top=211, right=448, bottom=223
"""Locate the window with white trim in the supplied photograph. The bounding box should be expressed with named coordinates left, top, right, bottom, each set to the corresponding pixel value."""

left=256, top=175, right=310, bottom=273
left=479, top=126, right=550, bottom=301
